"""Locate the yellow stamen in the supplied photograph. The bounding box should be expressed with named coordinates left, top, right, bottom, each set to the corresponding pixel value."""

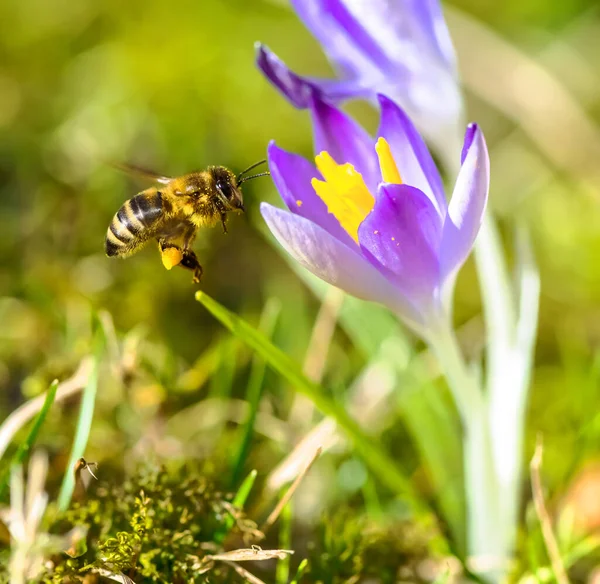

left=161, top=247, right=183, bottom=270
left=311, top=139, right=402, bottom=243
left=375, top=137, right=402, bottom=184
left=311, top=151, right=374, bottom=242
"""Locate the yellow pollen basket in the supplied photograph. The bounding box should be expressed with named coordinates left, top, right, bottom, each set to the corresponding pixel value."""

left=311, top=138, right=402, bottom=243
left=161, top=247, right=183, bottom=270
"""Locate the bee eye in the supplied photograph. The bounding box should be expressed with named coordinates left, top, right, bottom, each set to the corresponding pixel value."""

left=216, top=181, right=232, bottom=199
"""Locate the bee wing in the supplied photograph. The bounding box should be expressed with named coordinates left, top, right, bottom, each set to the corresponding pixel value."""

left=112, top=162, right=172, bottom=185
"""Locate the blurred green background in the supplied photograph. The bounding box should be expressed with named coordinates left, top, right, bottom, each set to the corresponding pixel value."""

left=1, top=0, right=600, bottom=566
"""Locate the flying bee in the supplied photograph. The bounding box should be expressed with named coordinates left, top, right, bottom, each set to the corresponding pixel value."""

left=105, top=161, right=269, bottom=283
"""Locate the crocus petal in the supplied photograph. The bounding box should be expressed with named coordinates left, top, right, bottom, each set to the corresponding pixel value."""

left=358, top=183, right=441, bottom=311
left=439, top=124, right=490, bottom=283
left=305, top=0, right=456, bottom=71
left=261, top=202, right=424, bottom=327
left=268, top=142, right=355, bottom=248
left=257, top=1, right=464, bottom=169
left=402, top=0, right=457, bottom=70
left=377, top=94, right=446, bottom=220
left=256, top=44, right=316, bottom=109
left=256, top=44, right=373, bottom=109
left=290, top=0, right=393, bottom=80
left=310, top=97, right=380, bottom=193
left=287, top=1, right=462, bottom=151
left=460, top=122, right=477, bottom=163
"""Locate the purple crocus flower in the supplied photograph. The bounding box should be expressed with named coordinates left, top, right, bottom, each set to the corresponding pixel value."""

left=257, top=0, right=463, bottom=164
left=261, top=95, right=488, bottom=337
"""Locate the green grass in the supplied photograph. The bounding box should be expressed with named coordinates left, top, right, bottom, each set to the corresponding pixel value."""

left=230, top=298, right=281, bottom=487
left=0, top=379, right=59, bottom=498
left=57, top=348, right=101, bottom=512
left=195, top=291, right=425, bottom=509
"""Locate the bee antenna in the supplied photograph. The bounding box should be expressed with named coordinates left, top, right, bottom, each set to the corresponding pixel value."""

left=237, top=171, right=271, bottom=185
left=236, top=159, right=267, bottom=182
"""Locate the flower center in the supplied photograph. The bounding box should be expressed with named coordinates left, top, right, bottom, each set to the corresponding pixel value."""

left=311, top=137, right=402, bottom=243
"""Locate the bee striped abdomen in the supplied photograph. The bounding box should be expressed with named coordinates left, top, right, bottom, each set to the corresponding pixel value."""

left=105, top=192, right=163, bottom=257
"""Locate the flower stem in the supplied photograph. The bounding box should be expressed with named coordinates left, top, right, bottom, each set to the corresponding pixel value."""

left=463, top=408, right=505, bottom=583
left=428, top=323, right=505, bottom=583
left=427, top=323, right=482, bottom=424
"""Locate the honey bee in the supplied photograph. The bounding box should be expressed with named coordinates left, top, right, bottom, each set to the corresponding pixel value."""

left=105, top=161, right=268, bottom=282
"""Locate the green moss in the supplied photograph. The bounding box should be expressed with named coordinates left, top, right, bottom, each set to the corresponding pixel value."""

left=306, top=509, right=434, bottom=584
left=0, top=461, right=439, bottom=583
left=41, top=461, right=252, bottom=583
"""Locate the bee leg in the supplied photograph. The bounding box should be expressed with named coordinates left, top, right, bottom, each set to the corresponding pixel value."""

left=220, top=213, right=228, bottom=234
left=179, top=249, right=204, bottom=284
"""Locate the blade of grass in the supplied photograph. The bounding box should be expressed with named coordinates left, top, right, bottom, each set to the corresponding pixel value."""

left=233, top=469, right=258, bottom=508
left=195, top=291, right=423, bottom=509
left=0, top=359, right=92, bottom=461
left=0, top=380, right=59, bottom=498
left=262, top=447, right=321, bottom=534
left=399, top=380, right=465, bottom=555
left=290, top=558, right=308, bottom=584
left=362, top=474, right=383, bottom=521
left=530, top=437, right=571, bottom=584
left=222, top=561, right=268, bottom=584
left=231, top=298, right=281, bottom=487
left=216, top=468, right=258, bottom=544
left=208, top=337, right=239, bottom=400
left=57, top=343, right=101, bottom=511
left=433, top=566, right=451, bottom=584
left=276, top=497, right=292, bottom=584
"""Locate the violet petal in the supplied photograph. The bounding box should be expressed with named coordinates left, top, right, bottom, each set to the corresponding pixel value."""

left=408, top=0, right=458, bottom=71
left=439, top=124, right=490, bottom=284
left=358, top=183, right=441, bottom=307
left=268, top=141, right=355, bottom=248
left=261, top=202, right=423, bottom=326
left=290, top=0, right=456, bottom=77
left=256, top=43, right=316, bottom=109
left=377, top=94, right=446, bottom=220
left=460, top=123, right=477, bottom=164
left=290, top=0, right=390, bottom=79
left=257, top=43, right=373, bottom=108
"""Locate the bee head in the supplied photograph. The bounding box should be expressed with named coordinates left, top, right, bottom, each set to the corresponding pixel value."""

left=211, top=166, right=245, bottom=213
